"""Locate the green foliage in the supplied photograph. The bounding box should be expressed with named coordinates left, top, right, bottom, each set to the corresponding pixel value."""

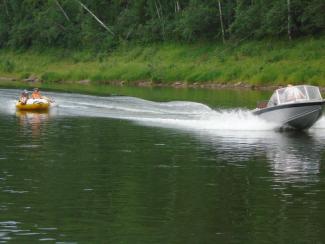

left=175, top=1, right=218, bottom=41
left=19, top=72, right=31, bottom=79
left=41, top=71, right=63, bottom=83
left=0, top=38, right=324, bottom=86
left=0, top=0, right=323, bottom=50
left=0, top=60, right=15, bottom=73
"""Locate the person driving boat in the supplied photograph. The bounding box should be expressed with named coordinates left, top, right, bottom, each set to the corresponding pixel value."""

left=283, top=84, right=306, bottom=102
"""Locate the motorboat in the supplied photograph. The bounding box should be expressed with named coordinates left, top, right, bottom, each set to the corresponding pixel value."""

left=253, top=85, right=325, bottom=130
left=16, top=98, right=50, bottom=111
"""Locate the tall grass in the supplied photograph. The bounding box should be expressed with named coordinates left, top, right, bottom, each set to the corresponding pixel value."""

left=0, top=37, right=324, bottom=86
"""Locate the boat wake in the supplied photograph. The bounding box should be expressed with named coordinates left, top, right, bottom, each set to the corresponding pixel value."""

left=48, top=92, right=279, bottom=132
left=134, top=108, right=278, bottom=131
left=311, top=116, right=325, bottom=129
left=2, top=89, right=325, bottom=133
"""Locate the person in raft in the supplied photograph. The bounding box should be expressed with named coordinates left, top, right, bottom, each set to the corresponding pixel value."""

left=31, top=88, right=54, bottom=103
left=19, top=90, right=29, bottom=105
left=31, top=88, right=42, bottom=99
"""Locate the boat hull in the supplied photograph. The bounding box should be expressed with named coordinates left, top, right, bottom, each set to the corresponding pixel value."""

left=253, top=101, right=325, bottom=130
left=16, top=102, right=50, bottom=111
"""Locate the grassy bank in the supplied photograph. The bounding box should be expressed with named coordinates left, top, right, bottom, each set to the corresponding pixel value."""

left=0, top=37, right=324, bottom=88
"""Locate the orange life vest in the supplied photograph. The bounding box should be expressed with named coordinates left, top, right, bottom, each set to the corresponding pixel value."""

left=31, top=92, right=41, bottom=99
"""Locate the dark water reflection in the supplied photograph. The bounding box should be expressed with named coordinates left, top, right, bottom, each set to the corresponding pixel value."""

left=1, top=89, right=325, bottom=243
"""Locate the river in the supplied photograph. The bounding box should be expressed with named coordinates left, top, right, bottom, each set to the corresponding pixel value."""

left=1, top=88, right=325, bottom=243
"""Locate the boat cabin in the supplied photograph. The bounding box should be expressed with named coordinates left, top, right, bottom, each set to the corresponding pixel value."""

left=266, top=85, right=323, bottom=108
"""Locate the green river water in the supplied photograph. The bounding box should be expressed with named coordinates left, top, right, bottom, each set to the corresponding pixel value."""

left=1, top=88, right=325, bottom=243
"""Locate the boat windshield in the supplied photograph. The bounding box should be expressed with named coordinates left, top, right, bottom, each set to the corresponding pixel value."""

left=268, top=85, right=322, bottom=107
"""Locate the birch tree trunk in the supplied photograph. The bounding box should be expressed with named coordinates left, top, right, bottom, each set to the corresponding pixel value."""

left=77, top=0, right=115, bottom=36
left=55, top=0, right=70, bottom=22
left=218, top=0, right=225, bottom=43
left=154, top=1, right=161, bottom=19
left=287, top=0, right=292, bottom=40
left=175, top=1, right=180, bottom=13
left=154, top=0, right=166, bottom=40
left=3, top=0, right=9, bottom=16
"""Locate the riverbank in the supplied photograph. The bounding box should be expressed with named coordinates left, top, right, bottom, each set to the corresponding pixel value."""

left=0, top=78, right=279, bottom=91
left=0, top=37, right=324, bottom=92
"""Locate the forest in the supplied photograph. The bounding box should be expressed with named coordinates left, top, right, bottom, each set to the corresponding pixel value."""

left=0, top=0, right=324, bottom=87
left=0, top=0, right=324, bottom=50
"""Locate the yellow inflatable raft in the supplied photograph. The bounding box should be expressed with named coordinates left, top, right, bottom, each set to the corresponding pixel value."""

left=16, top=100, right=50, bottom=111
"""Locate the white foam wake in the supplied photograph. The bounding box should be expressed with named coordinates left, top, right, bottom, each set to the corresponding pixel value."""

left=311, top=116, right=325, bottom=129
left=134, top=109, right=278, bottom=131
left=55, top=95, right=278, bottom=131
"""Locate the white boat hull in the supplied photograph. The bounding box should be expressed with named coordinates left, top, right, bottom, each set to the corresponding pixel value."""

left=253, top=101, right=325, bottom=130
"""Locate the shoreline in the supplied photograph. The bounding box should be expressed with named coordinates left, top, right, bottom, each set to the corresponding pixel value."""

left=0, top=77, right=305, bottom=92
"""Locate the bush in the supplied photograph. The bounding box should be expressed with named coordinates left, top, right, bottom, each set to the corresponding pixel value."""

left=41, top=72, right=62, bottom=83
left=0, top=60, right=15, bottom=73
